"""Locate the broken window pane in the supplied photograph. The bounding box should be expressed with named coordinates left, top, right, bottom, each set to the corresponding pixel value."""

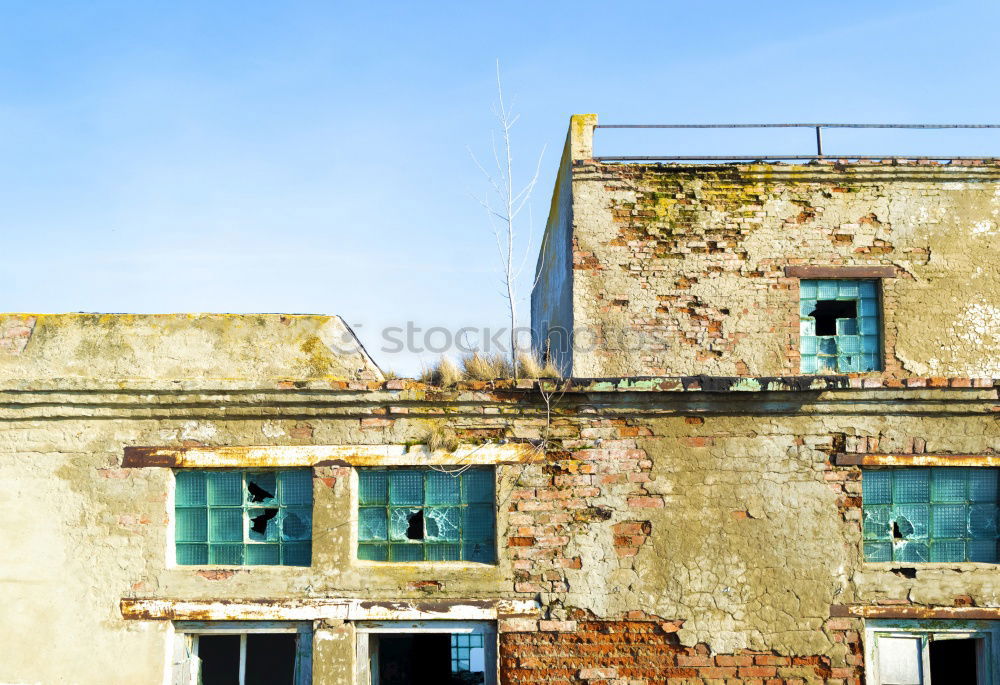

left=357, top=467, right=496, bottom=563
left=863, top=468, right=1000, bottom=563
left=175, top=469, right=312, bottom=567
left=799, top=279, right=880, bottom=373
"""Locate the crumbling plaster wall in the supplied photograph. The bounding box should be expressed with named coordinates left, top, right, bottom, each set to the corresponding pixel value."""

left=568, top=163, right=1000, bottom=378
left=2, top=377, right=997, bottom=683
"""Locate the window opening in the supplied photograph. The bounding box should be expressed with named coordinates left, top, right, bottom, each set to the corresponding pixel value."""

left=862, top=468, right=999, bottom=563
left=173, top=624, right=309, bottom=685
left=930, top=638, right=979, bottom=684
left=357, top=622, right=494, bottom=685
left=357, top=467, right=496, bottom=563
left=175, top=469, right=312, bottom=566
left=799, top=279, right=880, bottom=373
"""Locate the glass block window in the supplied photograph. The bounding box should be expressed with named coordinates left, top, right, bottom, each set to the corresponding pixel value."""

left=451, top=632, right=485, bottom=675
left=799, top=279, right=881, bottom=373
left=863, top=468, right=999, bottom=563
left=175, top=470, right=312, bottom=566
left=357, top=467, right=496, bottom=563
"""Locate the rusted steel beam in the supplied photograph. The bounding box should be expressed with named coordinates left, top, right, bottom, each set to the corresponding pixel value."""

left=122, top=444, right=538, bottom=468
left=784, top=265, right=897, bottom=279
left=121, top=597, right=541, bottom=621
left=831, top=604, right=1000, bottom=620
left=834, top=453, right=1000, bottom=467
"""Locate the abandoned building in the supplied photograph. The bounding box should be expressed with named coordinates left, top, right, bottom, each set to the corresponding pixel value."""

left=2, top=115, right=1000, bottom=684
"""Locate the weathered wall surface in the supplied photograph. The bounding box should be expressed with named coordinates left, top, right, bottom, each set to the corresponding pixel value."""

left=530, top=119, right=587, bottom=376
left=2, top=364, right=998, bottom=683
left=0, top=313, right=383, bottom=383
left=568, top=162, right=1000, bottom=378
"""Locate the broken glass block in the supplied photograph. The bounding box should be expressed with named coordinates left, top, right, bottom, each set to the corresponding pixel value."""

left=281, top=508, right=311, bottom=541
left=424, top=507, right=460, bottom=541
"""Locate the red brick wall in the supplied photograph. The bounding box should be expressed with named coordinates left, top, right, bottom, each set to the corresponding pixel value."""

left=499, top=616, right=861, bottom=684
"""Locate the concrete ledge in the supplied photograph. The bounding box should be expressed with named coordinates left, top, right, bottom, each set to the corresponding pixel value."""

left=121, top=597, right=541, bottom=621
left=123, top=443, right=539, bottom=468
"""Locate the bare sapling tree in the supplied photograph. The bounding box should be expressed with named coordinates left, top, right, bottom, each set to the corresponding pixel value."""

left=470, top=61, right=546, bottom=378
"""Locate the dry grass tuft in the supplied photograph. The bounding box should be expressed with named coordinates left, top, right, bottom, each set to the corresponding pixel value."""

left=419, top=356, right=463, bottom=387
left=462, top=351, right=514, bottom=380
left=516, top=351, right=561, bottom=379
left=381, top=368, right=399, bottom=380
left=426, top=425, right=460, bottom=453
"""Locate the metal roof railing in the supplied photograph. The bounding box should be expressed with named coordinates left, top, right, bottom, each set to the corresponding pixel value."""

left=592, top=123, right=1000, bottom=162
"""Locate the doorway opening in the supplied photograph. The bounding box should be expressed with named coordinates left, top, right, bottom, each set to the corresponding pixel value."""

left=357, top=621, right=495, bottom=685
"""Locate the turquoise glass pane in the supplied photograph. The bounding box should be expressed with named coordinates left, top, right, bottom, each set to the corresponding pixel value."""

left=800, top=356, right=818, bottom=373
left=359, top=471, right=388, bottom=504
left=176, top=543, right=208, bottom=564
left=208, top=472, right=242, bottom=505
left=861, top=354, right=879, bottom=370
left=358, top=543, right=388, bottom=561
left=389, top=507, right=421, bottom=540
left=863, top=471, right=892, bottom=505
left=248, top=509, right=279, bottom=542
left=209, top=544, right=244, bottom=564
left=863, top=505, right=891, bottom=539
left=359, top=507, right=388, bottom=541
left=210, top=508, right=243, bottom=542
left=895, top=541, right=929, bottom=562
left=969, top=505, right=998, bottom=538
left=930, top=540, right=965, bottom=562
left=819, top=338, right=837, bottom=354
left=817, top=281, right=838, bottom=299
left=932, top=504, right=967, bottom=538
left=246, top=472, right=277, bottom=504
left=894, top=504, right=929, bottom=538
left=389, top=471, right=424, bottom=505
left=861, top=317, right=879, bottom=334
left=800, top=319, right=815, bottom=336
left=425, top=543, right=461, bottom=561
left=837, top=319, right=858, bottom=336
left=859, top=281, right=877, bottom=298
left=968, top=539, right=998, bottom=563
left=799, top=280, right=817, bottom=299
left=426, top=471, right=461, bottom=504
left=862, top=335, right=879, bottom=353
left=859, top=298, right=878, bottom=316
left=283, top=542, right=311, bottom=566
left=425, top=507, right=460, bottom=541
left=932, top=469, right=967, bottom=502
left=247, top=544, right=280, bottom=565
left=176, top=508, right=208, bottom=542
left=175, top=471, right=206, bottom=506
left=280, top=470, right=313, bottom=505
left=463, top=541, right=496, bottom=563
left=463, top=505, right=496, bottom=542
left=389, top=544, right=424, bottom=561
left=864, top=541, right=892, bottom=562
left=970, top=470, right=999, bottom=502
left=838, top=336, right=861, bottom=354
left=894, top=469, right=930, bottom=503
left=281, top=508, right=311, bottom=541
left=838, top=355, right=860, bottom=372
left=838, top=281, right=860, bottom=297
left=463, top=469, right=494, bottom=503
left=801, top=336, right=817, bottom=355
left=800, top=299, right=816, bottom=316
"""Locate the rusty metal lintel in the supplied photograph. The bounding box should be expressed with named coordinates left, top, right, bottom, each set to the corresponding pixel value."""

left=784, top=265, right=897, bottom=279
left=831, top=604, right=1000, bottom=620
left=122, top=443, right=538, bottom=468
left=834, top=453, right=1000, bottom=467
left=121, top=598, right=541, bottom=622
left=592, top=155, right=1000, bottom=162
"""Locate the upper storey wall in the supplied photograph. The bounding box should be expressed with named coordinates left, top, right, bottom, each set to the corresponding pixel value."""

left=568, top=161, right=1000, bottom=378
left=0, top=313, right=383, bottom=386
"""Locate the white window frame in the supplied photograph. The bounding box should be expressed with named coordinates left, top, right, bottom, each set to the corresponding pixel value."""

left=354, top=620, right=497, bottom=685
left=865, top=619, right=1000, bottom=684
left=169, top=621, right=312, bottom=685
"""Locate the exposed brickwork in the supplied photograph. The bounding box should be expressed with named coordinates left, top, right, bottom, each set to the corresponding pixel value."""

left=500, top=616, right=861, bottom=684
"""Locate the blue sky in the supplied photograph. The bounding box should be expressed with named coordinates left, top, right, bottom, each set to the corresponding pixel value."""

left=2, top=0, right=999, bottom=375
